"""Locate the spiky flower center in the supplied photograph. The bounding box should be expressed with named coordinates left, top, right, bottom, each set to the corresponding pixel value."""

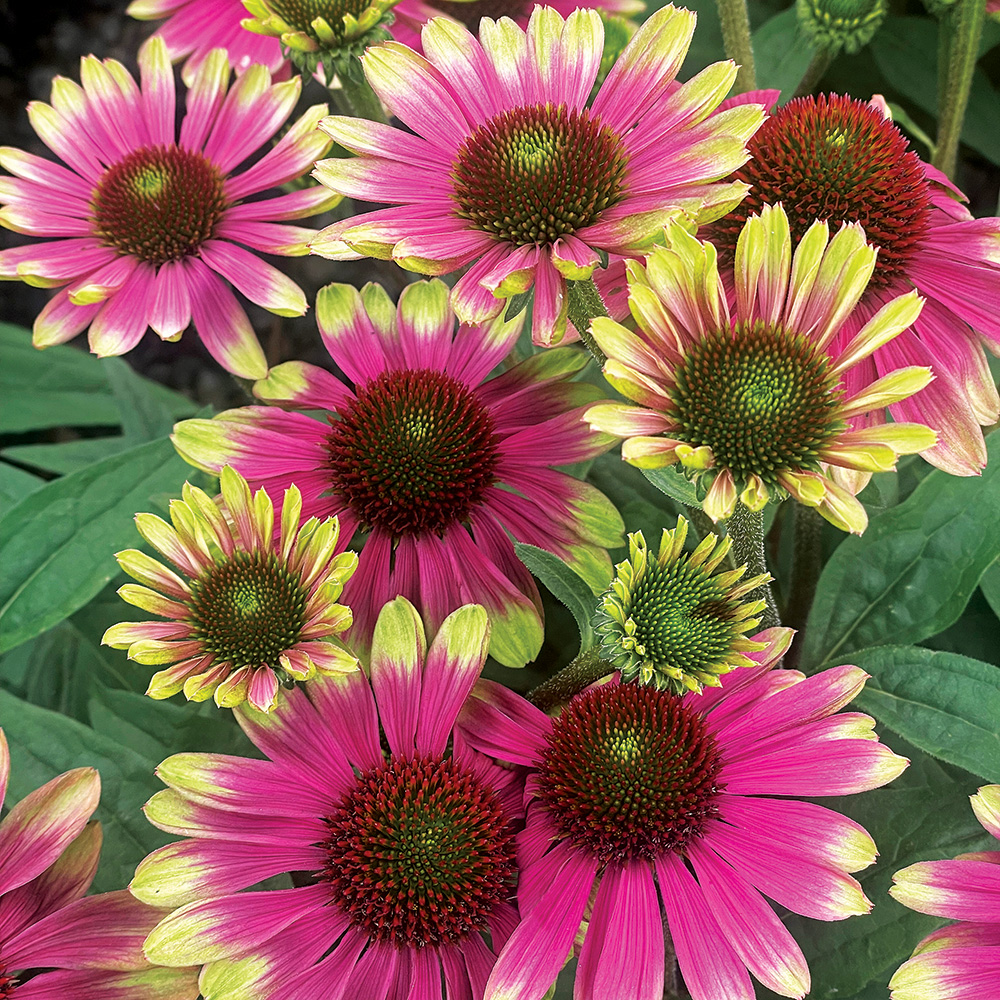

left=92, top=145, right=227, bottom=266
left=433, top=0, right=530, bottom=28
left=267, top=0, right=372, bottom=36
left=704, top=94, right=931, bottom=290
left=537, top=684, right=723, bottom=863
left=326, top=369, right=499, bottom=536
left=0, top=961, right=16, bottom=999
left=603, top=557, right=741, bottom=681
left=670, top=321, right=843, bottom=487
left=321, top=754, right=516, bottom=948
left=187, top=550, right=308, bottom=668
left=452, top=102, right=628, bottom=245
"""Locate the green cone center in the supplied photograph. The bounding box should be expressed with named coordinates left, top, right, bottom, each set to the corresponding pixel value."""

left=537, top=683, right=723, bottom=863
left=452, top=102, right=627, bottom=245
left=188, top=550, right=308, bottom=668
left=321, top=754, right=516, bottom=948
left=670, top=321, right=843, bottom=487
left=625, top=559, right=740, bottom=672
left=92, top=145, right=226, bottom=266
left=267, top=0, right=372, bottom=36
left=326, top=368, right=499, bottom=536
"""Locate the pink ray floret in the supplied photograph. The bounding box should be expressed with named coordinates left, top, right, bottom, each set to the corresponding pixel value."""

left=455, top=633, right=909, bottom=1000
left=171, top=278, right=624, bottom=668
left=889, top=784, right=1000, bottom=1000
left=134, top=599, right=525, bottom=1000
left=389, top=0, right=644, bottom=53
left=0, top=730, right=199, bottom=1000
left=310, top=5, right=765, bottom=346
left=127, top=0, right=286, bottom=83
left=0, top=36, right=338, bottom=378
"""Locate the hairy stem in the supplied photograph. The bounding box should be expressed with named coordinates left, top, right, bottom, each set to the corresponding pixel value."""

left=793, top=46, right=834, bottom=97
left=724, top=504, right=780, bottom=628
left=567, top=277, right=609, bottom=366
left=528, top=648, right=614, bottom=712
left=715, top=0, right=757, bottom=94
left=783, top=504, right=824, bottom=665
left=933, top=0, right=985, bottom=178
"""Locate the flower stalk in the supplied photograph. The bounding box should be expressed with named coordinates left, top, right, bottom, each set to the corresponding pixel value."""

left=567, top=276, right=609, bottom=366
left=724, top=503, right=780, bottom=629
left=933, top=0, right=986, bottom=178
left=715, top=0, right=757, bottom=93
left=528, top=647, right=615, bottom=712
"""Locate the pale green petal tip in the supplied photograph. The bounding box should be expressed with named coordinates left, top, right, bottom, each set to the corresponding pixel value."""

left=371, top=596, right=427, bottom=671
left=437, top=603, right=490, bottom=666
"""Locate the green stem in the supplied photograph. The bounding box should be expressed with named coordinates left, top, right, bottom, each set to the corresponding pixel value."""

left=724, top=504, right=780, bottom=628
left=566, top=277, right=609, bottom=366
left=793, top=46, right=834, bottom=97
left=933, top=0, right=985, bottom=179
left=715, top=0, right=757, bottom=94
left=527, top=648, right=614, bottom=712
left=783, top=504, right=824, bottom=665
left=329, top=58, right=387, bottom=122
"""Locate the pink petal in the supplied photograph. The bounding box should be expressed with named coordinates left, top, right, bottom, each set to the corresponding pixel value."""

left=148, top=259, right=192, bottom=340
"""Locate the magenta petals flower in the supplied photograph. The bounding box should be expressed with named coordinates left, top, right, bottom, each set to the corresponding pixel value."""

left=702, top=93, right=1000, bottom=476
left=310, top=6, right=764, bottom=346
left=889, top=784, right=1000, bottom=1000
left=389, top=0, right=644, bottom=52
left=0, top=731, right=199, bottom=1000
left=172, top=278, right=623, bottom=667
left=127, top=0, right=285, bottom=82
left=456, top=633, right=910, bottom=1000
left=135, top=599, right=524, bottom=1000
left=0, top=37, right=338, bottom=378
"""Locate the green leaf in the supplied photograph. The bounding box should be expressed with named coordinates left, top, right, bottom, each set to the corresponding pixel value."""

left=0, top=462, right=44, bottom=516
left=0, top=688, right=168, bottom=893
left=104, top=356, right=183, bottom=442
left=849, top=646, right=1000, bottom=783
left=641, top=465, right=701, bottom=508
left=87, top=687, right=261, bottom=763
left=801, top=435, right=1000, bottom=670
left=0, top=324, right=195, bottom=435
left=2, top=438, right=138, bottom=476
left=752, top=8, right=817, bottom=101
left=0, top=437, right=190, bottom=655
left=871, top=17, right=1000, bottom=165
left=762, top=741, right=996, bottom=1000
left=980, top=561, right=1000, bottom=620
left=514, top=543, right=596, bottom=652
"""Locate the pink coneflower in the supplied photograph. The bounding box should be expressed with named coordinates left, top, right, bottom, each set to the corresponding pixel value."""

left=889, top=784, right=1000, bottom=1000
left=103, top=466, right=358, bottom=713
left=127, top=0, right=285, bottom=82
left=172, top=278, right=623, bottom=667
left=0, top=37, right=338, bottom=379
left=134, top=599, right=524, bottom=1000
left=456, top=634, right=910, bottom=1000
left=701, top=93, right=1000, bottom=477
left=389, top=0, right=643, bottom=52
left=0, top=731, right=199, bottom=1000
left=585, top=204, right=938, bottom=534
left=310, top=6, right=764, bottom=346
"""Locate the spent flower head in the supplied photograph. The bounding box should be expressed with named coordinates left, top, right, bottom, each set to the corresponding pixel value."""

left=594, top=516, right=771, bottom=693
left=104, top=466, right=358, bottom=713
left=586, top=204, right=938, bottom=533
